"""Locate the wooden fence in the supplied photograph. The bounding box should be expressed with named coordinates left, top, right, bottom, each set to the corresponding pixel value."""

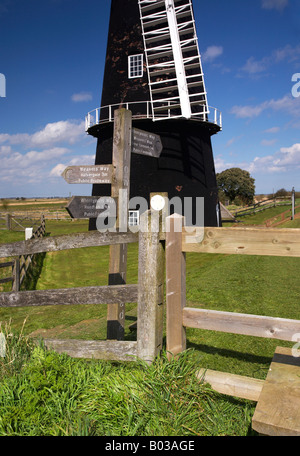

left=1, top=210, right=300, bottom=366
left=0, top=211, right=70, bottom=231
left=166, top=214, right=300, bottom=359
left=0, top=216, right=46, bottom=292
left=0, top=211, right=165, bottom=364
left=234, top=195, right=292, bottom=218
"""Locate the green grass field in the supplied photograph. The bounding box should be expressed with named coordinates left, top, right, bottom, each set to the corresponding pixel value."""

left=0, top=201, right=299, bottom=436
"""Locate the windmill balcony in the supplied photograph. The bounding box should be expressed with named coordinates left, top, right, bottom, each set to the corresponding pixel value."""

left=85, top=100, right=222, bottom=134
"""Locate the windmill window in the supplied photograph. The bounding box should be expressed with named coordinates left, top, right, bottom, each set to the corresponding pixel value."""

left=128, top=54, right=143, bottom=78
left=128, top=210, right=140, bottom=227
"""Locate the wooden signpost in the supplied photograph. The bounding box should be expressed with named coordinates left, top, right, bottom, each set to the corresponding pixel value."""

left=62, top=165, right=113, bottom=185
left=62, top=108, right=163, bottom=340
left=66, top=196, right=116, bottom=219
left=132, top=128, right=163, bottom=158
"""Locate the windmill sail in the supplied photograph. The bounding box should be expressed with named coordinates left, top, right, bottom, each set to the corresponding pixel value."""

left=138, top=0, right=208, bottom=120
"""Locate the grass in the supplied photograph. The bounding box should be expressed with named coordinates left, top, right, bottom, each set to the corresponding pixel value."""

left=235, top=198, right=300, bottom=226
left=0, top=201, right=299, bottom=435
left=0, top=329, right=255, bottom=436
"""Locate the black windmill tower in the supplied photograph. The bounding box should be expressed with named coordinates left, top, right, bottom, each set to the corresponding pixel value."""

left=87, top=0, right=222, bottom=229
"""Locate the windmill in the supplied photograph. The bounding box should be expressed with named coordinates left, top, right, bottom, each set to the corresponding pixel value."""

left=87, top=0, right=222, bottom=229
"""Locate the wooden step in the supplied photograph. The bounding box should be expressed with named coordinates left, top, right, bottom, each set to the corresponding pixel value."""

left=252, top=346, right=300, bottom=436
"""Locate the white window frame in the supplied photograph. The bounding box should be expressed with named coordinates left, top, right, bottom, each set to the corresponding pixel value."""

left=128, top=210, right=140, bottom=227
left=128, top=54, right=143, bottom=79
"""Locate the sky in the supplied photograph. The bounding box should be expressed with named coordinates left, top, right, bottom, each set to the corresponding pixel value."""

left=0, top=0, right=299, bottom=198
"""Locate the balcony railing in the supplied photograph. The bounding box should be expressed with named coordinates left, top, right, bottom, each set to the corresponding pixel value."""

left=85, top=100, right=222, bottom=131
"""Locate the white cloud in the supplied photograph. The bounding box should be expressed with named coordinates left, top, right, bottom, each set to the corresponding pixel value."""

left=264, top=126, right=280, bottom=133
left=261, top=139, right=278, bottom=146
left=215, top=144, right=300, bottom=177
left=240, top=44, right=300, bottom=77
left=0, top=120, right=86, bottom=149
left=71, top=92, right=93, bottom=102
left=0, top=120, right=95, bottom=191
left=202, top=46, right=223, bottom=62
left=261, top=0, right=289, bottom=11
left=230, top=94, right=300, bottom=119
left=49, top=163, right=68, bottom=177
left=230, top=103, right=267, bottom=119
left=250, top=144, right=300, bottom=174
left=49, top=154, right=95, bottom=177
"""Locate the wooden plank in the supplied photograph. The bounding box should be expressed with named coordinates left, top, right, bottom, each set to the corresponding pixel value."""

left=252, top=347, right=300, bottom=436
left=12, top=258, right=20, bottom=292
left=197, top=369, right=264, bottom=402
left=107, top=108, right=132, bottom=340
left=182, top=307, right=300, bottom=342
left=137, top=210, right=165, bottom=364
left=166, top=214, right=186, bottom=360
left=0, top=230, right=138, bottom=258
left=42, top=339, right=137, bottom=362
left=0, top=284, right=138, bottom=308
left=182, top=226, right=300, bottom=257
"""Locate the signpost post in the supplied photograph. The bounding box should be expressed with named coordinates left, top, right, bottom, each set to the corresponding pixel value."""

left=62, top=108, right=162, bottom=341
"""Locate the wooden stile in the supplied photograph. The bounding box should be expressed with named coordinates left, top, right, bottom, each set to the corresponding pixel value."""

left=0, top=231, right=138, bottom=258
left=197, top=368, right=264, bottom=402
left=165, top=214, right=186, bottom=360
left=252, top=347, right=300, bottom=436
left=183, top=307, right=300, bottom=342
left=137, top=210, right=165, bottom=364
left=42, top=339, right=137, bottom=362
left=0, top=284, right=138, bottom=308
left=183, top=226, right=300, bottom=257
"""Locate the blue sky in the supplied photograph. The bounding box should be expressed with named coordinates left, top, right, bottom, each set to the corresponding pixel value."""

left=0, top=0, right=299, bottom=198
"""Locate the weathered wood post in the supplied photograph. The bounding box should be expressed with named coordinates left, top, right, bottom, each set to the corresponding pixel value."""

left=137, top=208, right=165, bottom=364
left=166, top=213, right=186, bottom=360
left=5, top=214, right=11, bottom=231
left=107, top=108, right=132, bottom=340
left=12, top=258, right=20, bottom=292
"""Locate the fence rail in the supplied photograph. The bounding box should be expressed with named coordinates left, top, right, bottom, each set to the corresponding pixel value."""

left=234, top=196, right=292, bottom=218
left=0, top=211, right=71, bottom=229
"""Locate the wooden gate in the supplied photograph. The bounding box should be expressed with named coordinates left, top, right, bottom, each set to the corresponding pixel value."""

left=0, top=210, right=165, bottom=364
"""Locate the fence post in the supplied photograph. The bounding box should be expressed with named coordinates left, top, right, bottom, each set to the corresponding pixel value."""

left=12, top=258, right=20, bottom=292
left=166, top=213, right=186, bottom=360
left=107, top=108, right=132, bottom=340
left=41, top=214, right=45, bottom=235
left=292, top=187, right=295, bottom=221
left=137, top=209, right=165, bottom=364
left=5, top=214, right=11, bottom=231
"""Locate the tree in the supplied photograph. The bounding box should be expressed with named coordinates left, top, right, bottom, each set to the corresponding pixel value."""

left=217, top=168, right=255, bottom=205
left=275, top=188, right=288, bottom=197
